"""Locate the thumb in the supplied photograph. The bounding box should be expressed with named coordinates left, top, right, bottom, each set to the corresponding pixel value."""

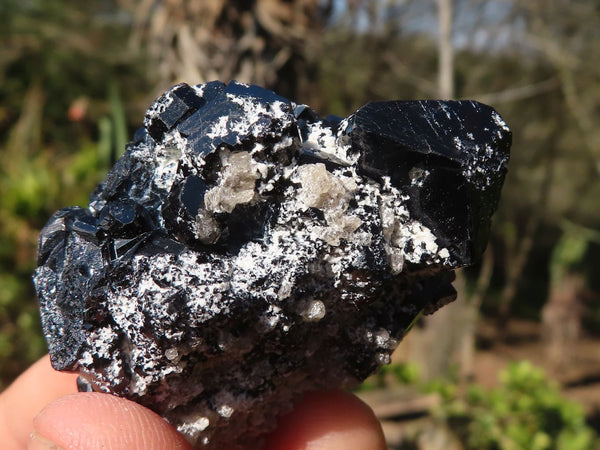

left=30, top=392, right=192, bottom=450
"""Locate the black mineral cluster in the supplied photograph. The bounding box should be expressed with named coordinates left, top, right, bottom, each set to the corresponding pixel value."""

left=34, top=81, right=511, bottom=449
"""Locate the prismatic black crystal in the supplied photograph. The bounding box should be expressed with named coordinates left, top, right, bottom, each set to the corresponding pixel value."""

left=34, top=81, right=510, bottom=449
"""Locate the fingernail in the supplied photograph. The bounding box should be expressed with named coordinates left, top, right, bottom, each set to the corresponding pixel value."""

left=28, top=432, right=64, bottom=450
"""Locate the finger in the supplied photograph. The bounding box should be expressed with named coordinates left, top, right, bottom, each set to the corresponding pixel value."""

left=31, top=392, right=193, bottom=450
left=265, top=390, right=387, bottom=450
left=0, top=355, right=78, bottom=448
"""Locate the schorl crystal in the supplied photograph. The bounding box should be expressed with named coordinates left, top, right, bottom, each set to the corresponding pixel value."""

left=34, top=81, right=511, bottom=449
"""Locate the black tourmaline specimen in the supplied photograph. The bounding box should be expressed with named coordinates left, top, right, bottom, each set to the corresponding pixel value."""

left=34, top=81, right=511, bottom=449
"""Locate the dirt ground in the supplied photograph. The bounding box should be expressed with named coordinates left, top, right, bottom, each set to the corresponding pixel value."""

left=473, top=318, right=600, bottom=413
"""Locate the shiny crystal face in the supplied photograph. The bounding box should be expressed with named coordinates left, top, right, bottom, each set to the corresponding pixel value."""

left=34, top=81, right=510, bottom=449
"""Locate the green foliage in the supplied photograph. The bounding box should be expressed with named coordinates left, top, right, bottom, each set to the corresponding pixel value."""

left=429, top=362, right=599, bottom=450
left=550, top=233, right=589, bottom=286
left=0, top=0, right=150, bottom=387
left=357, top=362, right=421, bottom=391
left=0, top=132, right=112, bottom=387
left=108, top=82, right=127, bottom=161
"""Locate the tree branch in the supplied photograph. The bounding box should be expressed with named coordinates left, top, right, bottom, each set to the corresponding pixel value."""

left=468, top=77, right=559, bottom=104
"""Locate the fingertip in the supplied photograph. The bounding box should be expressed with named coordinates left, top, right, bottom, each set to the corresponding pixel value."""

left=0, top=355, right=78, bottom=448
left=32, top=392, right=192, bottom=450
left=266, top=390, right=387, bottom=450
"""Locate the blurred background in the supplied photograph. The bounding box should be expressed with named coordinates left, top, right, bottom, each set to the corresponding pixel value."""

left=1, top=0, right=600, bottom=448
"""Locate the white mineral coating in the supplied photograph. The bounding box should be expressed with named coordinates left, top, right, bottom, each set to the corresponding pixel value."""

left=193, top=209, right=221, bottom=244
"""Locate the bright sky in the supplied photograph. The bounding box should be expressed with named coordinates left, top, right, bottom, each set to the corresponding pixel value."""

left=329, top=0, right=521, bottom=51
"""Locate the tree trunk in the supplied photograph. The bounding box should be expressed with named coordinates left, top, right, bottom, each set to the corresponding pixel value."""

left=437, top=0, right=454, bottom=99
left=404, top=0, right=481, bottom=382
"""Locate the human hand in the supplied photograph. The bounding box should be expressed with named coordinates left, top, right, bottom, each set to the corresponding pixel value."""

left=0, top=356, right=386, bottom=449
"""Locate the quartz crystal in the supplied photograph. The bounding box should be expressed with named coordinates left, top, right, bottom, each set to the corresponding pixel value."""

left=34, top=81, right=511, bottom=449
